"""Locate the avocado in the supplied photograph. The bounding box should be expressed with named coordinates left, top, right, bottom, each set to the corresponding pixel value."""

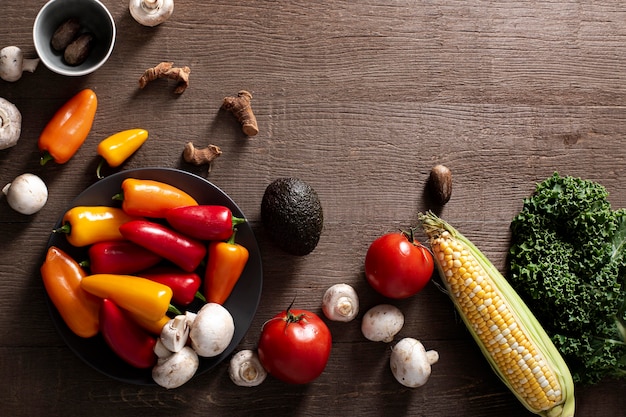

left=261, top=177, right=323, bottom=256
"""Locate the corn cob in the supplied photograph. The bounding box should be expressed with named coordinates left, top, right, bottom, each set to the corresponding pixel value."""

left=418, top=212, right=574, bottom=417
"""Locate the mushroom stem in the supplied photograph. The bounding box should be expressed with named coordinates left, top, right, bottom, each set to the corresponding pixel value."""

left=426, top=350, right=439, bottom=365
left=22, top=58, right=39, bottom=73
left=229, top=350, right=268, bottom=387
left=322, top=283, right=359, bottom=322
left=130, top=0, right=174, bottom=27
left=0, top=108, right=9, bottom=128
left=160, top=315, right=190, bottom=352
left=0, top=97, right=22, bottom=150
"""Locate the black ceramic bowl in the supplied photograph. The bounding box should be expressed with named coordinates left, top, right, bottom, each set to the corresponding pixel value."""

left=45, top=168, right=263, bottom=385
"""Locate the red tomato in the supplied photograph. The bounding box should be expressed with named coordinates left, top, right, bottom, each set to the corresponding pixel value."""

left=364, top=231, right=434, bottom=299
left=257, top=308, right=332, bottom=384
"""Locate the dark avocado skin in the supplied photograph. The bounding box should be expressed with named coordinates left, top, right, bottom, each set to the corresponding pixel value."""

left=261, top=178, right=323, bottom=256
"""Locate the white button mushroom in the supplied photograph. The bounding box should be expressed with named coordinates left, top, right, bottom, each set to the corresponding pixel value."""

left=129, top=0, right=174, bottom=27
left=0, top=97, right=21, bottom=150
left=152, top=346, right=199, bottom=389
left=0, top=46, right=39, bottom=82
left=159, top=315, right=190, bottom=353
left=322, top=283, right=359, bottom=322
left=390, top=337, right=439, bottom=388
left=3, top=173, right=48, bottom=215
left=189, top=302, right=235, bottom=357
left=361, top=304, right=404, bottom=343
left=229, top=349, right=268, bottom=387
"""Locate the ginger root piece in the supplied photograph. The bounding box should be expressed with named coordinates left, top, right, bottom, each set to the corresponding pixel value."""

left=139, top=62, right=190, bottom=94
left=183, top=142, right=222, bottom=166
left=222, top=90, right=258, bottom=136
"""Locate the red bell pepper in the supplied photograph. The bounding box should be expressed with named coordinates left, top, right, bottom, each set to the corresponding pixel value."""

left=86, top=240, right=162, bottom=274
left=138, top=266, right=206, bottom=306
left=119, top=219, right=206, bottom=272
left=100, top=298, right=157, bottom=369
left=204, top=231, right=249, bottom=304
left=165, top=205, right=246, bottom=241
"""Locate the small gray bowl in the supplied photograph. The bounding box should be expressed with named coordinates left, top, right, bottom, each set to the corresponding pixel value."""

left=33, top=0, right=116, bottom=76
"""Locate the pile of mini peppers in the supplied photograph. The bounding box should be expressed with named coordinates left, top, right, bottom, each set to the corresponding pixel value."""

left=42, top=178, right=249, bottom=369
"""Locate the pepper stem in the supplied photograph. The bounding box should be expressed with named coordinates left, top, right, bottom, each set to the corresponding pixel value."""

left=168, top=304, right=182, bottom=316
left=40, top=152, right=54, bottom=166
left=52, top=222, right=71, bottom=235
left=195, top=291, right=206, bottom=302
left=112, top=191, right=123, bottom=201
left=96, top=158, right=107, bottom=179
left=226, top=228, right=239, bottom=244
left=232, top=216, right=246, bottom=226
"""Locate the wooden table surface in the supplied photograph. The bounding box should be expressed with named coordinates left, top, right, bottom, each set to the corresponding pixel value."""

left=1, top=1, right=624, bottom=416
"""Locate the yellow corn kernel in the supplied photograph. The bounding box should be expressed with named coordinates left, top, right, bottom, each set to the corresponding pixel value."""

left=419, top=212, right=574, bottom=417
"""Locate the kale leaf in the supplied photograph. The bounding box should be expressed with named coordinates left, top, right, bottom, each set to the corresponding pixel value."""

left=508, top=172, right=626, bottom=385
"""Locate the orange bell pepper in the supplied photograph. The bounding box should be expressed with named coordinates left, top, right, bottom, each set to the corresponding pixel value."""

left=53, top=206, right=139, bottom=247
left=80, top=274, right=177, bottom=322
left=39, top=89, right=98, bottom=165
left=204, top=230, right=249, bottom=304
left=114, top=178, right=198, bottom=218
left=40, top=246, right=101, bottom=338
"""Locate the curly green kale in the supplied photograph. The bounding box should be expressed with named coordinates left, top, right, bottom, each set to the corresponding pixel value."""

left=508, top=172, right=626, bottom=385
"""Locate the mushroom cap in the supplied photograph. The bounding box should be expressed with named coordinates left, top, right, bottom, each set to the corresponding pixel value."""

left=189, top=303, right=235, bottom=357
left=0, top=97, right=22, bottom=150
left=129, top=0, right=174, bottom=27
left=3, top=173, right=48, bottom=215
left=361, top=304, right=404, bottom=342
left=152, top=346, right=199, bottom=389
left=0, top=46, right=24, bottom=82
left=390, top=338, right=438, bottom=388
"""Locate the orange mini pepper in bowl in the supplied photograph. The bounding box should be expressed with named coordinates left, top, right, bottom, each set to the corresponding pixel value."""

left=39, top=89, right=98, bottom=165
left=114, top=178, right=198, bottom=218
left=96, top=129, right=149, bottom=179
left=40, top=246, right=101, bottom=338
left=204, top=230, right=249, bottom=305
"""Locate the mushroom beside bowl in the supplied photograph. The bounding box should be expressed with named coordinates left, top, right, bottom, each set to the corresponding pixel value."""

left=44, top=168, right=263, bottom=385
left=33, top=0, right=116, bottom=77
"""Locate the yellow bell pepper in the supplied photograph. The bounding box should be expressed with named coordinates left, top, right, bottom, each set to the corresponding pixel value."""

left=53, top=206, right=139, bottom=247
left=80, top=274, right=177, bottom=323
left=96, top=129, right=149, bottom=179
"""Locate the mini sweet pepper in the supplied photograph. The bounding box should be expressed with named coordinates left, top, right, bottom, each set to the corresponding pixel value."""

left=80, top=273, right=177, bottom=322
left=119, top=219, right=206, bottom=273
left=53, top=206, right=139, bottom=247
left=86, top=240, right=162, bottom=274
left=100, top=298, right=157, bottom=369
left=165, top=205, right=246, bottom=241
left=139, top=266, right=205, bottom=306
left=96, top=129, right=149, bottom=179
left=40, top=246, right=100, bottom=338
left=39, top=89, right=98, bottom=165
left=204, top=231, right=249, bottom=304
left=114, top=178, right=198, bottom=218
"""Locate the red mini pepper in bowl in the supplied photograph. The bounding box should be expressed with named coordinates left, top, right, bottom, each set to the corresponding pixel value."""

left=43, top=168, right=263, bottom=385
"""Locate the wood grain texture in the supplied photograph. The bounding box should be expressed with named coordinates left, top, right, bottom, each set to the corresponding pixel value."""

left=1, top=1, right=625, bottom=416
